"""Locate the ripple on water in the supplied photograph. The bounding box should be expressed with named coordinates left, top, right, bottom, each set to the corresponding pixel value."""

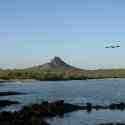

left=47, top=110, right=125, bottom=125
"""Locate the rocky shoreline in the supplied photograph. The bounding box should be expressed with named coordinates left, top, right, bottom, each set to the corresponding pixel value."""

left=1, top=100, right=125, bottom=125
left=0, top=100, right=81, bottom=125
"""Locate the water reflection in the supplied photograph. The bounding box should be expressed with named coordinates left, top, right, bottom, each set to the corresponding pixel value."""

left=47, top=110, right=125, bottom=125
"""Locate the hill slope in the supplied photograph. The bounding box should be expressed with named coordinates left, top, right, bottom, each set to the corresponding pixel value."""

left=29, top=57, right=79, bottom=71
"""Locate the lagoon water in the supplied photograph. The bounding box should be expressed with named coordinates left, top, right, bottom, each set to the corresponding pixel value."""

left=0, top=79, right=125, bottom=124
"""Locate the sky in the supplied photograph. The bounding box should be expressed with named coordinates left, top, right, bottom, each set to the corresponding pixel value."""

left=0, top=0, right=125, bottom=69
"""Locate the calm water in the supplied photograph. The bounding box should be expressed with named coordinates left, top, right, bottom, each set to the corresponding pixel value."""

left=0, top=79, right=125, bottom=124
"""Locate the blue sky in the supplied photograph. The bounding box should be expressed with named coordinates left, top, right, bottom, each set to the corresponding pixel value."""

left=0, top=0, right=125, bottom=69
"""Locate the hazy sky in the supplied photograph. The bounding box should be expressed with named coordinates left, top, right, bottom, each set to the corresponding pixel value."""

left=0, top=0, right=125, bottom=69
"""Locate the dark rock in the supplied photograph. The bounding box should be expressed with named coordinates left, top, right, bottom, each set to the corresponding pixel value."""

left=0, top=91, right=25, bottom=96
left=86, top=103, right=92, bottom=112
left=42, top=101, right=49, bottom=105
left=109, top=102, right=125, bottom=110
left=0, top=100, right=19, bottom=108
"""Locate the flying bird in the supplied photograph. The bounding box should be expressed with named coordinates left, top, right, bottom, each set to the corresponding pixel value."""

left=105, top=41, right=120, bottom=48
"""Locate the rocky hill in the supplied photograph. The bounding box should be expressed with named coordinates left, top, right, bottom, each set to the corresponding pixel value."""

left=30, top=57, right=79, bottom=71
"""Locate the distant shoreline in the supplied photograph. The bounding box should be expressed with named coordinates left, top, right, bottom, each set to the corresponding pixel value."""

left=0, top=79, right=35, bottom=83
left=0, top=77, right=125, bottom=83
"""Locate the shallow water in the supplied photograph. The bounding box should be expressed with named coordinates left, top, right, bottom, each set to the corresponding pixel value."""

left=47, top=110, right=125, bottom=125
left=0, top=79, right=125, bottom=124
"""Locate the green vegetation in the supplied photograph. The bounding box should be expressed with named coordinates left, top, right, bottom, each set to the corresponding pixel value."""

left=0, top=57, right=124, bottom=81
left=0, top=69, right=88, bottom=80
left=0, top=68, right=125, bottom=81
